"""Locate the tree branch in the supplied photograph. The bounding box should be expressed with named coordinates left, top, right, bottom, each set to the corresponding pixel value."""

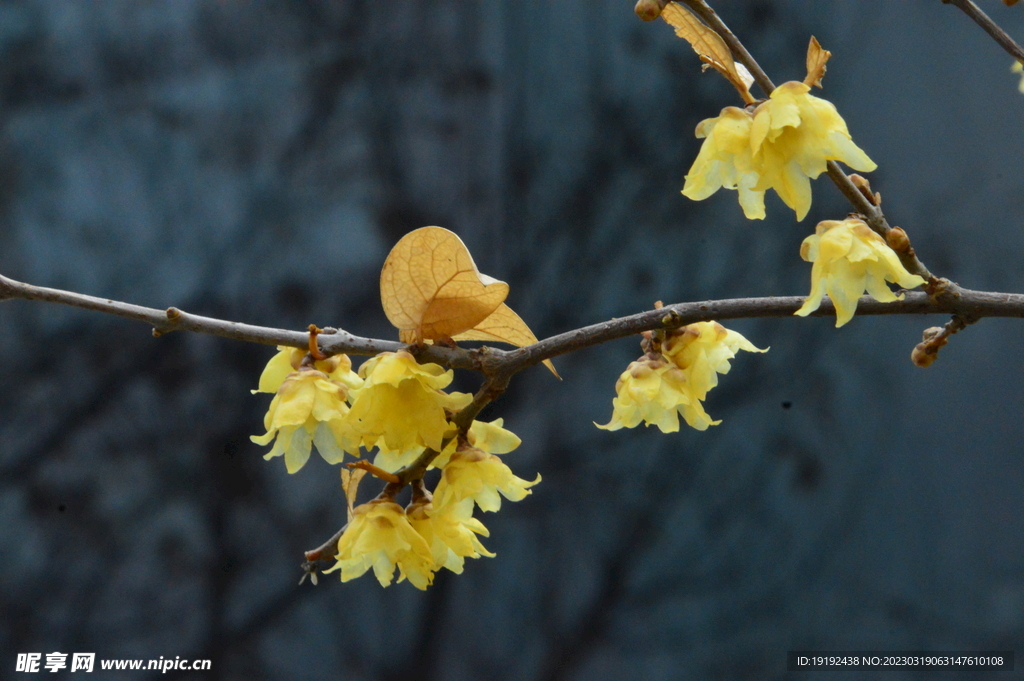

left=5, top=271, right=1023, bottom=379
left=499, top=288, right=1024, bottom=374
left=944, top=0, right=1024, bottom=64
left=0, top=272, right=475, bottom=370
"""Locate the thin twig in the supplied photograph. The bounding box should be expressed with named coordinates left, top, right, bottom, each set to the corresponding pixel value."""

left=944, top=0, right=1024, bottom=63
left=0, top=272, right=476, bottom=370
left=303, top=523, right=348, bottom=564
left=678, top=0, right=775, bottom=96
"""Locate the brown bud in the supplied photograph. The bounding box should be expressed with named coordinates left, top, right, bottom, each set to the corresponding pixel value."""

left=886, top=227, right=910, bottom=253
left=634, top=0, right=669, bottom=20
left=911, top=343, right=937, bottom=368
left=911, top=327, right=948, bottom=368
left=849, top=174, right=869, bottom=190
left=848, top=174, right=879, bottom=206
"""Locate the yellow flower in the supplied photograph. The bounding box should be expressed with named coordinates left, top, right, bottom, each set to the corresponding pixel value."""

left=598, top=324, right=766, bottom=433
left=324, top=500, right=435, bottom=589
left=682, top=106, right=766, bottom=220
left=433, top=445, right=540, bottom=513
left=408, top=498, right=495, bottom=574
left=1013, top=61, right=1024, bottom=93
left=429, top=418, right=521, bottom=469
left=250, top=368, right=360, bottom=473
left=597, top=354, right=714, bottom=432
left=347, top=351, right=472, bottom=453
left=683, top=82, right=875, bottom=221
left=749, top=82, right=876, bottom=220
left=370, top=440, right=432, bottom=474
left=662, top=322, right=768, bottom=403
left=253, top=346, right=362, bottom=395
left=795, top=218, right=926, bottom=327
left=370, top=417, right=521, bottom=474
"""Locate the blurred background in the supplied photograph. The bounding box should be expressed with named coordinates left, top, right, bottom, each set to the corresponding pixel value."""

left=2, top=1, right=1024, bottom=679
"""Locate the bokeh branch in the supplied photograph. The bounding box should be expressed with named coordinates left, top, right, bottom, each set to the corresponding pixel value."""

left=945, top=0, right=1024, bottom=64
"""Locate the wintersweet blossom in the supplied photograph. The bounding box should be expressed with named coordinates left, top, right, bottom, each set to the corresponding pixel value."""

left=371, top=440, right=434, bottom=474
left=408, top=497, right=495, bottom=574
left=347, top=351, right=471, bottom=454
left=250, top=368, right=360, bottom=473
left=683, top=81, right=875, bottom=221
left=433, top=445, right=540, bottom=513
left=596, top=355, right=698, bottom=433
left=598, top=323, right=766, bottom=433
left=1013, top=61, right=1024, bottom=94
left=324, top=500, right=436, bottom=589
left=254, top=346, right=362, bottom=395
left=371, top=417, right=521, bottom=474
left=748, top=81, right=876, bottom=220
left=795, top=218, right=926, bottom=327
left=662, top=322, right=768, bottom=404
left=682, top=106, right=765, bottom=219
left=429, top=418, right=521, bottom=470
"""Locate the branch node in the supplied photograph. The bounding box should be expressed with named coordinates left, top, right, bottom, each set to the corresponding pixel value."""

left=165, top=307, right=182, bottom=321
left=660, top=309, right=683, bottom=329
left=849, top=174, right=881, bottom=207
left=926, top=277, right=960, bottom=303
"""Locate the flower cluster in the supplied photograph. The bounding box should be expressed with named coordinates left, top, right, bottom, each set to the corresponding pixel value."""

left=251, top=348, right=470, bottom=474
left=252, top=347, right=537, bottom=588
left=683, top=81, right=876, bottom=221
left=598, top=322, right=767, bottom=433
left=324, top=434, right=537, bottom=589
left=795, top=218, right=926, bottom=327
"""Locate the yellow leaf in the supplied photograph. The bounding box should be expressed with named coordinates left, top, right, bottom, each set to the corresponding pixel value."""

left=380, top=226, right=509, bottom=343
left=341, top=467, right=367, bottom=523
left=453, top=303, right=560, bottom=379
left=804, top=36, right=831, bottom=89
left=661, top=3, right=753, bottom=104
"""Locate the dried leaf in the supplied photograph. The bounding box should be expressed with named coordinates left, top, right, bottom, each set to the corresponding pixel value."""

left=1004, top=0, right=1020, bottom=6
left=735, top=62, right=755, bottom=92
left=341, top=468, right=367, bottom=522
left=453, top=303, right=560, bottom=378
left=661, top=3, right=753, bottom=103
left=380, top=226, right=509, bottom=344
left=380, top=226, right=556, bottom=377
left=804, top=36, right=831, bottom=88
